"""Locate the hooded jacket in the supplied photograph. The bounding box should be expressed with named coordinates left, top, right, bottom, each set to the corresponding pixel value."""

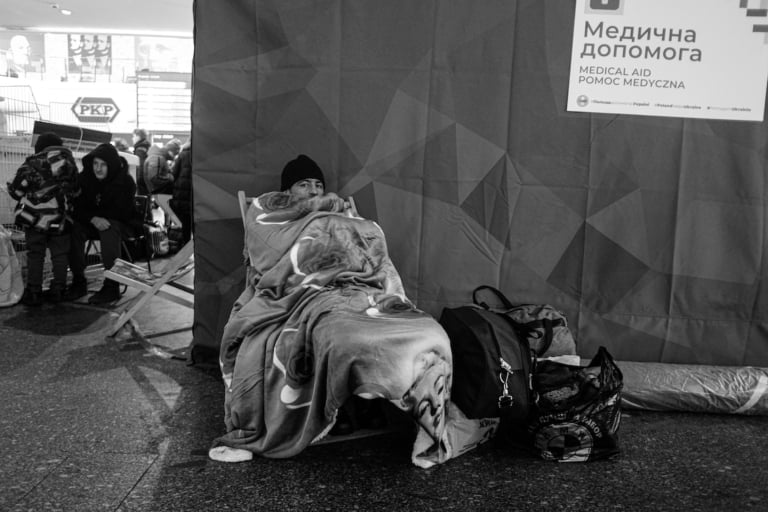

left=143, top=143, right=178, bottom=194
left=133, top=138, right=151, bottom=195
left=171, top=142, right=192, bottom=210
left=72, top=143, right=136, bottom=225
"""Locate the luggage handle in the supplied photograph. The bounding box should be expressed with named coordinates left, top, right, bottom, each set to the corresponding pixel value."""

left=473, top=285, right=556, bottom=357
left=513, top=318, right=556, bottom=357
left=472, top=285, right=514, bottom=310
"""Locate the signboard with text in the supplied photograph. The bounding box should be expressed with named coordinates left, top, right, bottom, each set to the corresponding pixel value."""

left=567, top=0, right=768, bottom=121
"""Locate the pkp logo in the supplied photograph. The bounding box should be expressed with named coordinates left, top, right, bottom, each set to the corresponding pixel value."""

left=587, top=0, right=624, bottom=14
left=71, top=97, right=120, bottom=123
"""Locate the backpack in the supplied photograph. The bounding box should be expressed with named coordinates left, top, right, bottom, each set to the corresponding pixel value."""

left=472, top=285, right=577, bottom=358
left=7, top=147, right=78, bottom=234
left=438, top=301, right=536, bottom=423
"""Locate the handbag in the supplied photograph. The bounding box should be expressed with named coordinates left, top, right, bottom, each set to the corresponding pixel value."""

left=528, top=346, right=623, bottom=462
left=0, top=225, right=24, bottom=307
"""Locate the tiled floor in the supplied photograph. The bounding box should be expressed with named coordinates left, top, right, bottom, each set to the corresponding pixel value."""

left=1, top=265, right=768, bottom=511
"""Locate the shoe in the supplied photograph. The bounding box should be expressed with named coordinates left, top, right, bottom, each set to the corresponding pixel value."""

left=64, top=279, right=88, bottom=301
left=21, top=288, right=43, bottom=307
left=87, top=280, right=121, bottom=305
left=358, top=399, right=387, bottom=430
left=42, top=288, right=65, bottom=303
left=329, top=406, right=355, bottom=436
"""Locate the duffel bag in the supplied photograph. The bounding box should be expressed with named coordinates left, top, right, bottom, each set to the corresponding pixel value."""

left=438, top=304, right=535, bottom=422
left=472, top=285, right=576, bottom=358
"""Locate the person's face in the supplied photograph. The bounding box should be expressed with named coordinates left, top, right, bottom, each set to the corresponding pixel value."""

left=82, top=35, right=94, bottom=50
left=92, top=157, right=109, bottom=180
left=96, top=36, right=109, bottom=50
left=288, top=178, right=324, bottom=200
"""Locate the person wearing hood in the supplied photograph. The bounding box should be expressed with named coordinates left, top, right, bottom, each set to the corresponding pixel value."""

left=169, top=139, right=192, bottom=244
left=143, top=138, right=181, bottom=195
left=66, top=143, right=137, bottom=304
left=132, top=128, right=151, bottom=195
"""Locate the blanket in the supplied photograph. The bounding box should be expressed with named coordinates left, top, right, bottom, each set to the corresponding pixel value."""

left=212, top=192, right=470, bottom=466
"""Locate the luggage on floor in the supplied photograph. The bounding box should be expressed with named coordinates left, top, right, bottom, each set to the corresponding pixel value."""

left=0, top=225, right=23, bottom=307
left=528, top=346, right=623, bottom=462
left=438, top=301, right=535, bottom=423
left=472, top=285, right=576, bottom=358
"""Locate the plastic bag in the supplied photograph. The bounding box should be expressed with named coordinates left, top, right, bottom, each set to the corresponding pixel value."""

left=0, top=226, right=24, bottom=307
left=528, top=346, right=623, bottom=462
left=148, top=225, right=170, bottom=256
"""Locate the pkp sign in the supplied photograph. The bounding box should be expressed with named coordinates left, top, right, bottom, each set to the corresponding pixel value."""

left=71, top=97, right=120, bottom=123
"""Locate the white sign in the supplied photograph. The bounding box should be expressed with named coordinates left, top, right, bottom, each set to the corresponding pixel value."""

left=567, top=0, right=768, bottom=121
left=0, top=77, right=138, bottom=133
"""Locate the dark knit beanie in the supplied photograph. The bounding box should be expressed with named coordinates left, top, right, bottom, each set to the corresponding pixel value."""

left=34, top=132, right=63, bottom=153
left=281, top=154, right=325, bottom=191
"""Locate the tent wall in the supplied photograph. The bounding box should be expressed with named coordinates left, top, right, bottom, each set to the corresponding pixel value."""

left=191, top=0, right=768, bottom=366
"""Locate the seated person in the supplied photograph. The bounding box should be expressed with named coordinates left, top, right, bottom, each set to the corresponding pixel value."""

left=66, top=143, right=137, bottom=304
left=210, top=155, right=453, bottom=464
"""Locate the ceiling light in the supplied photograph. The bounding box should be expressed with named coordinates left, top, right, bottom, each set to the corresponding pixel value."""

left=60, top=9, right=72, bottom=15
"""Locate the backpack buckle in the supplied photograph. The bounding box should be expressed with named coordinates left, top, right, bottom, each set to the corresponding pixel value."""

left=498, top=394, right=514, bottom=409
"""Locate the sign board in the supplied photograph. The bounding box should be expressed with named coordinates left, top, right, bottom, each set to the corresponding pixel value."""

left=567, top=0, right=768, bottom=121
left=32, top=120, right=111, bottom=155
left=71, top=96, right=121, bottom=123
left=137, top=71, right=191, bottom=133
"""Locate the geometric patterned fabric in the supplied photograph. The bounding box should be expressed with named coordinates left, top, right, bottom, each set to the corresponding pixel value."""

left=191, top=0, right=768, bottom=365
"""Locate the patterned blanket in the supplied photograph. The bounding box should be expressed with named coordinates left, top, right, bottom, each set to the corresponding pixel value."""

left=212, top=192, right=463, bottom=466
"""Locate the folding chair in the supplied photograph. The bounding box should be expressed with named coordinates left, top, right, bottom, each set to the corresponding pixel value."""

left=103, top=239, right=194, bottom=339
left=237, top=190, right=256, bottom=266
left=84, top=194, right=155, bottom=272
left=153, top=193, right=183, bottom=228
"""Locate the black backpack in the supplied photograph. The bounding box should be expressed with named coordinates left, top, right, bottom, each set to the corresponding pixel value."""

left=439, top=295, right=536, bottom=423
left=7, top=147, right=79, bottom=234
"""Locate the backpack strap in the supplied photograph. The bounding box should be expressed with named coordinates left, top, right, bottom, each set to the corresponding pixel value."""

left=472, top=285, right=514, bottom=310
left=473, top=285, right=562, bottom=357
left=511, top=317, right=560, bottom=357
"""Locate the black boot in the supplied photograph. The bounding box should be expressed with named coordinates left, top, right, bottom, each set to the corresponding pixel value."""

left=330, top=403, right=355, bottom=436
left=88, top=279, right=121, bottom=305
left=64, top=277, right=88, bottom=301
left=21, top=287, right=43, bottom=307
left=42, top=287, right=65, bottom=303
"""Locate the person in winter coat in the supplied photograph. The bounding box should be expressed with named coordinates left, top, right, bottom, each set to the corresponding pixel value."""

left=142, top=139, right=181, bottom=195
left=66, top=143, right=137, bottom=304
left=169, top=139, right=192, bottom=243
left=6, top=132, right=79, bottom=306
left=132, top=128, right=151, bottom=195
